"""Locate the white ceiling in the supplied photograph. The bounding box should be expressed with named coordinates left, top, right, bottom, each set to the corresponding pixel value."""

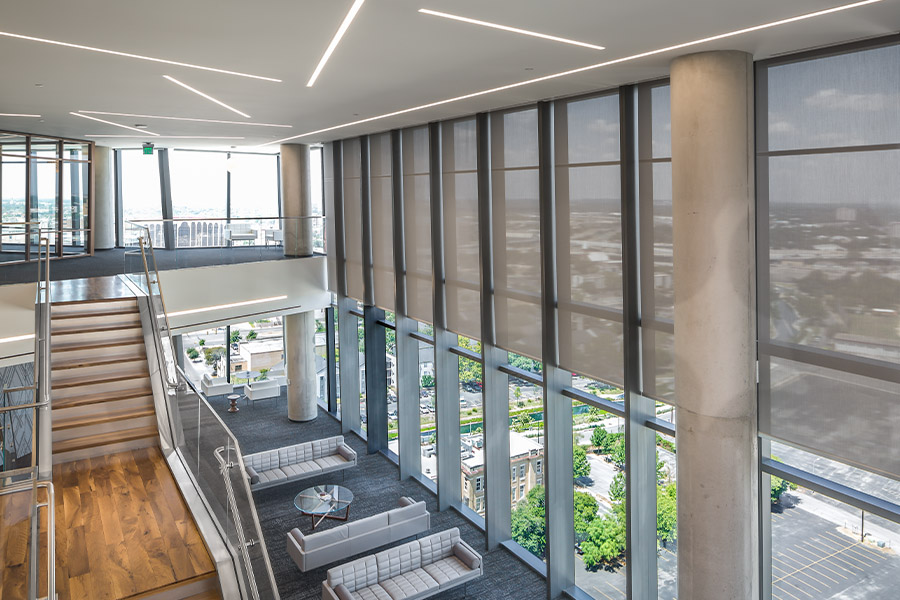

left=0, top=0, right=897, bottom=150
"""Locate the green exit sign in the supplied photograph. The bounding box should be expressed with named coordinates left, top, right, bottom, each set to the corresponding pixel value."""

left=143, top=146, right=154, bottom=155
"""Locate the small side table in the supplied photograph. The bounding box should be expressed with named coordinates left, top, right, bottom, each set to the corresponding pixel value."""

left=227, top=394, right=241, bottom=413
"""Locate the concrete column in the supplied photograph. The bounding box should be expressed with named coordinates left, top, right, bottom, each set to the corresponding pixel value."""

left=280, top=144, right=314, bottom=256
left=93, top=146, right=115, bottom=250
left=285, top=311, right=318, bottom=422
left=671, top=51, right=758, bottom=600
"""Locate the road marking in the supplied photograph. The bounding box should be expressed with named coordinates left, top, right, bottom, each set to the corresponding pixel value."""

left=800, top=541, right=855, bottom=577
left=773, top=581, right=805, bottom=600
left=776, top=578, right=816, bottom=600
left=782, top=547, right=841, bottom=584
left=592, top=585, right=620, bottom=600
left=775, top=538, right=869, bottom=585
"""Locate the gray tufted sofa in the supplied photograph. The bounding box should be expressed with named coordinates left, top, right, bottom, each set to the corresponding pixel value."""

left=288, top=496, right=431, bottom=572
left=244, top=435, right=357, bottom=491
left=322, top=527, right=482, bottom=600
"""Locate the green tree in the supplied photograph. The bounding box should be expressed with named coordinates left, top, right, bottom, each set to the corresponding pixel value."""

left=512, top=412, right=533, bottom=433
left=509, top=354, right=542, bottom=374
left=203, top=347, right=225, bottom=376
left=230, top=330, right=242, bottom=345
left=421, top=374, right=435, bottom=388
left=258, top=368, right=269, bottom=380
left=610, top=436, right=626, bottom=468
left=657, top=483, right=677, bottom=546
left=574, top=491, right=599, bottom=542
left=591, top=426, right=608, bottom=450
left=246, top=330, right=258, bottom=341
left=198, top=338, right=206, bottom=347
left=573, top=445, right=591, bottom=480
left=511, top=485, right=547, bottom=557
left=770, top=456, right=798, bottom=505
left=609, top=472, right=626, bottom=502
left=511, top=503, right=546, bottom=557
left=186, top=347, right=199, bottom=360
left=770, top=475, right=797, bottom=505
left=596, top=431, right=621, bottom=456
left=580, top=511, right=626, bottom=569
left=514, top=387, right=522, bottom=403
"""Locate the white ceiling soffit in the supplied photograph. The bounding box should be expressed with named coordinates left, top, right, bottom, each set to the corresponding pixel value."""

left=0, top=0, right=896, bottom=149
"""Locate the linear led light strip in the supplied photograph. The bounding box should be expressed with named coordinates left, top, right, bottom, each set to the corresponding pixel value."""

left=0, top=31, right=280, bottom=82
left=84, top=135, right=246, bottom=139
left=264, top=0, right=884, bottom=145
left=71, top=112, right=160, bottom=135
left=79, top=111, right=292, bottom=128
left=307, top=0, right=366, bottom=87
left=166, top=295, right=289, bottom=318
left=0, top=333, right=35, bottom=345
left=419, top=8, right=605, bottom=50
left=0, top=113, right=41, bottom=118
left=163, top=75, right=251, bottom=118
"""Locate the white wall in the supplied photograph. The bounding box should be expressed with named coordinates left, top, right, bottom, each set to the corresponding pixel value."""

left=0, top=283, right=37, bottom=367
left=160, top=256, right=331, bottom=333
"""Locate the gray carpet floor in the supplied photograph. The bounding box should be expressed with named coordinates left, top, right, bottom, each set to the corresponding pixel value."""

left=0, top=246, right=297, bottom=285
left=205, top=391, right=548, bottom=599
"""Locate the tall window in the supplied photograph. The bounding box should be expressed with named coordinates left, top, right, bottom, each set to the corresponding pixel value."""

left=758, top=39, right=900, bottom=600
left=229, top=153, right=279, bottom=219
left=758, top=41, right=900, bottom=480
left=554, top=93, right=624, bottom=386
left=121, top=149, right=162, bottom=245
left=492, top=108, right=542, bottom=358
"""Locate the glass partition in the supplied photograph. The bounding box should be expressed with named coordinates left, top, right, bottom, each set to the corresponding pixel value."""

left=0, top=130, right=92, bottom=261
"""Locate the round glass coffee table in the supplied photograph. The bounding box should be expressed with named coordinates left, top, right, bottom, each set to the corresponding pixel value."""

left=294, top=484, right=354, bottom=529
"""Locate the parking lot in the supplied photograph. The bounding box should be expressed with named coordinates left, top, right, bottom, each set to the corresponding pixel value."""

left=576, top=503, right=900, bottom=599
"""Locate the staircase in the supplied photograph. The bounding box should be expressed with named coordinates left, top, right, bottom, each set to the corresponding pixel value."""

left=50, top=297, right=158, bottom=463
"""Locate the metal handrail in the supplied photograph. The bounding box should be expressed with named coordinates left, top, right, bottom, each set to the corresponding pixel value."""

left=214, top=446, right=260, bottom=600
left=0, top=480, right=55, bottom=600
left=136, top=237, right=178, bottom=389
left=0, top=231, right=54, bottom=600
left=129, top=224, right=279, bottom=599
left=125, top=216, right=322, bottom=223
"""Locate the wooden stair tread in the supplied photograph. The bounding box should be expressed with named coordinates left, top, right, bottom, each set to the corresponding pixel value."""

left=53, top=407, right=156, bottom=431
left=53, top=386, right=153, bottom=408
left=51, top=296, right=137, bottom=307
left=53, top=369, right=149, bottom=389
left=52, top=354, right=146, bottom=371
left=51, top=425, right=158, bottom=454
left=52, top=306, right=138, bottom=320
left=51, top=322, right=142, bottom=335
left=51, top=337, right=144, bottom=353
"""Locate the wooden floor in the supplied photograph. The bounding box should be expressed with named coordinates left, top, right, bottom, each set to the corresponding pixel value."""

left=50, top=275, right=136, bottom=304
left=0, top=485, right=49, bottom=600
left=53, top=447, right=217, bottom=600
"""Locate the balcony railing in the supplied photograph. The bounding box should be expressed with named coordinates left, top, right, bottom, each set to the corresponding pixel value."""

left=124, top=216, right=325, bottom=254
left=0, top=226, right=56, bottom=600
left=126, top=224, right=280, bottom=599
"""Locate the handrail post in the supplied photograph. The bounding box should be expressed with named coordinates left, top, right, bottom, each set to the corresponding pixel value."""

left=37, top=236, right=52, bottom=481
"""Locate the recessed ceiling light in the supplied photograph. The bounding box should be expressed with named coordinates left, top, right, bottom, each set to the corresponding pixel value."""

left=78, top=111, right=292, bottom=128
left=307, top=0, right=366, bottom=87
left=0, top=113, right=41, bottom=118
left=34, top=83, right=43, bottom=88
left=419, top=8, right=605, bottom=50
left=70, top=112, right=160, bottom=135
left=263, top=0, right=884, bottom=146
left=0, top=31, right=281, bottom=82
left=163, top=75, right=251, bottom=118
left=166, top=295, right=289, bottom=318
left=83, top=135, right=247, bottom=139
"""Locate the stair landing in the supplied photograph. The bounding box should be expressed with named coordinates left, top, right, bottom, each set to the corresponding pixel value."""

left=53, top=447, right=219, bottom=600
